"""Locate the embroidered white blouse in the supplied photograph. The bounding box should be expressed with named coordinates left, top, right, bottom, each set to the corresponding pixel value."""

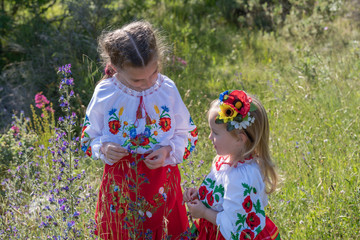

left=80, top=73, right=198, bottom=166
left=198, top=156, right=267, bottom=240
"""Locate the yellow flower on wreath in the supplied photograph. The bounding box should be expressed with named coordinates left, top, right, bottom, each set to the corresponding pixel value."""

left=218, top=104, right=238, bottom=123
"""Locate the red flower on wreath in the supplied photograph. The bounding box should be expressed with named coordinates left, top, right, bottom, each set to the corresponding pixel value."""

left=242, top=196, right=253, bottom=213
left=246, top=212, right=261, bottom=230
left=198, top=186, right=208, bottom=200
left=159, top=117, right=171, bottom=132
left=206, top=191, right=214, bottom=206
left=183, top=148, right=191, bottom=160
left=240, top=229, right=254, bottom=240
left=190, top=127, right=198, bottom=137
left=108, top=120, right=121, bottom=135
left=223, top=90, right=252, bottom=118
left=85, top=146, right=92, bottom=157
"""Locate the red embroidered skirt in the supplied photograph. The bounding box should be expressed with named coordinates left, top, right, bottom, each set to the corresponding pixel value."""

left=94, top=154, right=189, bottom=240
left=195, top=216, right=280, bottom=240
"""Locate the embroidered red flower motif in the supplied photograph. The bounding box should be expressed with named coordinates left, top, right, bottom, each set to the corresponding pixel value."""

left=242, top=196, right=253, bottom=213
left=206, top=191, right=214, bottom=206
left=223, top=90, right=252, bottom=118
left=131, top=135, right=150, bottom=146
left=190, top=127, right=198, bottom=137
left=183, top=148, right=191, bottom=160
left=159, top=117, right=171, bottom=132
left=194, top=139, right=197, bottom=146
left=108, top=120, right=121, bottom=135
left=240, top=229, right=254, bottom=240
left=81, top=126, right=87, bottom=138
left=85, top=146, right=92, bottom=157
left=198, top=186, right=208, bottom=200
left=246, top=212, right=261, bottom=230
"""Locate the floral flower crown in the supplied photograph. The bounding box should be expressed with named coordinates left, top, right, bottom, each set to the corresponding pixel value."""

left=215, top=90, right=257, bottom=132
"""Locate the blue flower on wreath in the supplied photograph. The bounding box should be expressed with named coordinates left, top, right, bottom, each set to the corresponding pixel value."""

left=108, top=108, right=117, bottom=115
left=161, top=106, right=169, bottom=112
left=114, top=185, right=119, bottom=192
left=219, top=90, right=229, bottom=102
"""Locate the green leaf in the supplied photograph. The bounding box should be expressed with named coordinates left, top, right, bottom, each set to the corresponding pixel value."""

left=215, top=194, right=219, bottom=202
left=254, top=199, right=265, bottom=217
left=142, top=145, right=151, bottom=149
left=205, top=178, right=215, bottom=189
left=242, top=183, right=252, bottom=196
left=231, top=232, right=239, bottom=240
left=235, top=213, right=246, bottom=229
left=226, top=123, right=235, bottom=131
left=234, top=115, right=243, bottom=122
left=250, top=102, right=257, bottom=111
left=121, top=139, right=130, bottom=147
left=255, top=226, right=262, bottom=235
left=149, top=137, right=158, bottom=144
left=214, top=184, right=225, bottom=197
left=215, top=118, right=224, bottom=124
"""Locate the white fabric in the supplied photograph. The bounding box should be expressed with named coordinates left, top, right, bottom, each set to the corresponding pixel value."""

left=198, top=156, right=267, bottom=239
left=81, top=73, right=197, bottom=166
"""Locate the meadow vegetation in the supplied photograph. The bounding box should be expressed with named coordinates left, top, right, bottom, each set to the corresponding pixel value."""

left=0, top=0, right=359, bottom=239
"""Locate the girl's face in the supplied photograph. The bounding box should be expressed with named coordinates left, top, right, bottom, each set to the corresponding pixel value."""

left=116, top=58, right=159, bottom=91
left=208, top=108, right=245, bottom=160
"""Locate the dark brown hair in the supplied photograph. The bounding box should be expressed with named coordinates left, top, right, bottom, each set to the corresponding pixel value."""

left=98, top=20, right=166, bottom=79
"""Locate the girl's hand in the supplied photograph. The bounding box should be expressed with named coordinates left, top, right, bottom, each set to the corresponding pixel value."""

left=144, top=146, right=171, bottom=169
left=101, top=142, right=129, bottom=164
left=186, top=199, right=207, bottom=219
left=183, top=188, right=198, bottom=203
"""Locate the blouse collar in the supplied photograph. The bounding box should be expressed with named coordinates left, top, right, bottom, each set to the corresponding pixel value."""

left=215, top=155, right=254, bottom=171
left=111, top=73, right=164, bottom=97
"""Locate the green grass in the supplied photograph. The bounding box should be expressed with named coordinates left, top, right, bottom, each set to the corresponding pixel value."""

left=169, top=7, right=359, bottom=238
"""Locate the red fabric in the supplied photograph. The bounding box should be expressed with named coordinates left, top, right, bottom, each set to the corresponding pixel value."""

left=94, top=154, right=189, bottom=240
left=255, top=217, right=280, bottom=240
left=195, top=216, right=279, bottom=240
left=195, top=218, right=226, bottom=240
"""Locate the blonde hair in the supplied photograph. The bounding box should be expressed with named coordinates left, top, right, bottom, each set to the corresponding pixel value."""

left=209, top=95, right=278, bottom=194
left=98, top=20, right=167, bottom=78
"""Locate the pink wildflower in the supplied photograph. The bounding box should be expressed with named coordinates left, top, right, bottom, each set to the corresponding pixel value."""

left=45, top=106, right=55, bottom=113
left=35, top=92, right=50, bottom=109
left=10, top=125, right=20, bottom=136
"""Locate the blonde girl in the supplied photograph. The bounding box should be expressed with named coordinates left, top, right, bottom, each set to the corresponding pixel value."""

left=183, top=90, right=280, bottom=240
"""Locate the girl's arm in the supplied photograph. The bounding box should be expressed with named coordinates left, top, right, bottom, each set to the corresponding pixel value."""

left=216, top=167, right=267, bottom=239
left=161, top=85, right=198, bottom=166
left=81, top=81, right=121, bottom=164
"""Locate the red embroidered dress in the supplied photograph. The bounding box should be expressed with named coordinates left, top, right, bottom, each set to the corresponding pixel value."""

left=81, top=74, right=198, bottom=239
left=196, top=156, right=280, bottom=240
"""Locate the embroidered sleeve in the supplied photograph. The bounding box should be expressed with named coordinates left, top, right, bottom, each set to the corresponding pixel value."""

left=162, top=87, right=198, bottom=166
left=80, top=81, right=114, bottom=162
left=216, top=167, right=267, bottom=240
